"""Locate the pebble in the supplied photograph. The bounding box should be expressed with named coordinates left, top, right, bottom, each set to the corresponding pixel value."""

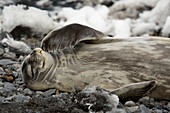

left=0, top=96, right=5, bottom=103
left=0, top=59, right=17, bottom=66
left=135, top=104, right=151, bottom=113
left=127, top=106, right=138, bottom=112
left=125, top=100, right=135, bottom=107
left=108, top=108, right=126, bottom=113
left=138, top=96, right=150, bottom=105
left=4, top=48, right=9, bottom=53
left=0, top=81, right=4, bottom=87
left=4, top=82, right=16, bottom=91
left=43, top=88, right=56, bottom=96
left=0, top=48, right=4, bottom=55
left=23, top=88, right=33, bottom=96
left=13, top=94, right=30, bottom=103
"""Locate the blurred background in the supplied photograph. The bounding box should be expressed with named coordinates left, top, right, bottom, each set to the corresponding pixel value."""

left=0, top=0, right=170, bottom=45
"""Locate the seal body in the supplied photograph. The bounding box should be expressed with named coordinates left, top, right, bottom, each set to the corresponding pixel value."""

left=22, top=37, right=170, bottom=100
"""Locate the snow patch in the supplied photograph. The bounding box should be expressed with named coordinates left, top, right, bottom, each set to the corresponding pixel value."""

left=2, top=5, right=56, bottom=33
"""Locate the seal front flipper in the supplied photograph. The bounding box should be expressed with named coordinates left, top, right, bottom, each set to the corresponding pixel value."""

left=110, top=80, right=157, bottom=102
left=41, top=23, right=113, bottom=52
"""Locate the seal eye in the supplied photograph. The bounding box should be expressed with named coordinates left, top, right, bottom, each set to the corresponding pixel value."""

left=40, top=50, right=42, bottom=54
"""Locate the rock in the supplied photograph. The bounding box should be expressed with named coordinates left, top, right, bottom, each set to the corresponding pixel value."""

left=43, top=88, right=56, bottom=96
left=13, top=94, right=30, bottom=103
left=153, top=109, right=163, bottom=113
left=108, top=108, right=126, bottom=113
left=4, top=48, right=9, bottom=53
left=23, top=88, right=33, bottom=96
left=0, top=81, right=4, bottom=87
left=134, top=104, right=151, bottom=113
left=1, top=70, right=15, bottom=82
left=4, top=82, right=16, bottom=91
left=125, top=100, right=136, bottom=107
left=75, top=86, right=119, bottom=112
left=0, top=59, right=17, bottom=66
left=0, top=96, right=5, bottom=103
left=0, top=48, right=4, bottom=55
left=167, top=102, right=170, bottom=107
left=0, top=67, right=4, bottom=75
left=3, top=52, right=16, bottom=59
left=127, top=106, right=138, bottom=112
left=138, top=96, right=150, bottom=105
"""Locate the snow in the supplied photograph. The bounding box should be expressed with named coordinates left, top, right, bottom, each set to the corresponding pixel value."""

left=162, top=16, right=170, bottom=37
left=2, top=5, right=57, bottom=33
left=2, top=33, right=31, bottom=54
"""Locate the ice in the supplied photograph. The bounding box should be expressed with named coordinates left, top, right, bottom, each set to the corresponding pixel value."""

left=2, top=5, right=57, bottom=33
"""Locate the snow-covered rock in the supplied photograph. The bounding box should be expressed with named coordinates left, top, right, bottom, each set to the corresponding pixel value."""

left=162, top=16, right=170, bottom=37
left=2, top=33, right=31, bottom=54
left=2, top=5, right=57, bottom=33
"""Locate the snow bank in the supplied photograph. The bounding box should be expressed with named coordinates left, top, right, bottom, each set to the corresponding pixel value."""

left=58, top=5, right=114, bottom=34
left=2, top=5, right=57, bottom=33
left=139, top=0, right=170, bottom=27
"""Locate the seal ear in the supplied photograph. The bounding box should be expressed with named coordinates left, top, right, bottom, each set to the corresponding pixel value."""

left=41, top=23, right=112, bottom=52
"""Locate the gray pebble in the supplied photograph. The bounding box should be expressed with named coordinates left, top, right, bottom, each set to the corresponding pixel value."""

left=107, top=108, right=126, bottom=113
left=127, top=106, right=138, bottom=112
left=153, top=109, right=163, bottom=113
left=167, top=102, right=170, bottom=107
left=23, top=88, right=33, bottom=95
left=138, top=96, right=150, bottom=104
left=0, top=67, right=4, bottom=74
left=13, top=94, right=30, bottom=103
left=134, top=104, right=151, bottom=113
left=43, top=88, right=56, bottom=96
left=0, top=48, right=4, bottom=55
left=3, top=52, right=16, bottom=59
left=4, top=82, right=16, bottom=91
left=0, top=59, right=17, bottom=66
left=0, top=81, right=4, bottom=87
left=0, top=96, right=5, bottom=103
left=125, top=100, right=135, bottom=107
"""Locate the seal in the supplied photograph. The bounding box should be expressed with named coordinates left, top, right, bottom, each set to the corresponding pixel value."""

left=22, top=23, right=170, bottom=100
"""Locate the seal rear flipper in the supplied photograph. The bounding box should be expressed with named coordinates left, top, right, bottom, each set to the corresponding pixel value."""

left=110, top=80, right=157, bottom=102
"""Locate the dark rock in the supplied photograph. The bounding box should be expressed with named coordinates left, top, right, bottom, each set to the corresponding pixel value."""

left=3, top=52, right=16, bottom=59
left=0, top=96, right=5, bottom=104
left=43, top=88, right=56, bottom=96
left=0, top=48, right=4, bottom=56
left=0, top=59, right=17, bottom=66
left=13, top=94, right=30, bottom=103
left=125, top=100, right=136, bottom=107
left=4, top=82, right=16, bottom=91
left=134, top=104, right=151, bottom=113
left=23, top=88, right=33, bottom=96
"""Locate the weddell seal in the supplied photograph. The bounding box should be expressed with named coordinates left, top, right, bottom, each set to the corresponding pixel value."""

left=22, top=23, right=170, bottom=100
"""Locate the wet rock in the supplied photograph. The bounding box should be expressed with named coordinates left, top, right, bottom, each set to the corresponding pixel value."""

left=1, top=70, right=15, bottom=82
left=3, top=52, right=16, bottom=59
left=13, top=94, right=30, bottom=103
left=4, top=82, right=16, bottom=91
left=0, top=59, right=17, bottom=66
left=0, top=48, right=4, bottom=55
left=134, top=104, right=151, bottom=113
left=23, top=88, right=33, bottom=96
left=43, top=88, right=56, bottom=96
left=125, top=100, right=136, bottom=107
